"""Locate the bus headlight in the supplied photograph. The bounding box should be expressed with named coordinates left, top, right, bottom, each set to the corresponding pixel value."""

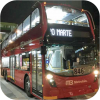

left=46, top=74, right=56, bottom=87
left=46, top=74, right=53, bottom=79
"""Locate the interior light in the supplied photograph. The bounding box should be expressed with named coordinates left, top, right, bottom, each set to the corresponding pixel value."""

left=47, top=39, right=49, bottom=42
left=48, top=19, right=56, bottom=23
left=21, top=48, right=25, bottom=49
left=22, top=53, right=25, bottom=55
left=32, top=51, right=36, bottom=54
left=77, top=58, right=80, bottom=63
left=0, top=32, right=6, bottom=34
left=49, top=51, right=53, bottom=54
left=84, top=46, right=87, bottom=49
left=29, top=52, right=31, bottom=54
left=77, top=17, right=87, bottom=22
left=29, top=43, right=35, bottom=46
left=16, top=29, right=21, bottom=33
left=37, top=51, right=41, bottom=54
left=9, top=40, right=13, bottom=43
left=15, top=54, right=19, bottom=56
left=46, top=7, right=67, bottom=21
left=82, top=47, right=84, bottom=50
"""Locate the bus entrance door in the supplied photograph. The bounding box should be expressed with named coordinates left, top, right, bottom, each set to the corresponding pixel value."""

left=10, top=56, right=15, bottom=81
left=32, top=50, right=43, bottom=96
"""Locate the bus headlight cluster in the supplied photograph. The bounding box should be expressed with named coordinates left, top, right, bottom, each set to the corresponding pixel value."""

left=46, top=74, right=56, bottom=87
left=94, top=70, right=99, bottom=82
left=94, top=70, right=99, bottom=77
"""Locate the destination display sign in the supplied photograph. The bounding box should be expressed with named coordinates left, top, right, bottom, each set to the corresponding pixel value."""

left=50, top=28, right=72, bottom=37
left=50, top=28, right=90, bottom=38
left=44, top=24, right=93, bottom=44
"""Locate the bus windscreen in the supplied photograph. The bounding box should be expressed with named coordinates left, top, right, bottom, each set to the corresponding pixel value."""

left=45, top=45, right=95, bottom=77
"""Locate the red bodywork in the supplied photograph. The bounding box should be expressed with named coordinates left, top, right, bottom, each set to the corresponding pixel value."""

left=43, top=72, right=98, bottom=99
left=1, top=2, right=98, bottom=99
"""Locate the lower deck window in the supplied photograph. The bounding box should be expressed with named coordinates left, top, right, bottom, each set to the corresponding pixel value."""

left=20, top=52, right=30, bottom=71
left=2, top=57, right=9, bottom=68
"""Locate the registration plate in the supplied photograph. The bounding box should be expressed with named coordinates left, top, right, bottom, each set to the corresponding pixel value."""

left=73, top=68, right=84, bottom=75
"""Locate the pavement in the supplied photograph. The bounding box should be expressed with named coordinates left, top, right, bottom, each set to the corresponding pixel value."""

left=0, top=75, right=36, bottom=100
left=0, top=68, right=100, bottom=100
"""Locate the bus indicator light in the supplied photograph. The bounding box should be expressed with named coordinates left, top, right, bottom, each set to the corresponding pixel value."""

left=44, top=2, right=46, bottom=5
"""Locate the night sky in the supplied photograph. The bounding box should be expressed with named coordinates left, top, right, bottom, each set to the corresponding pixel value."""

left=1, top=1, right=99, bottom=26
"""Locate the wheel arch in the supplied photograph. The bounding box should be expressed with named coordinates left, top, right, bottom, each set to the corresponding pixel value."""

left=24, top=74, right=29, bottom=89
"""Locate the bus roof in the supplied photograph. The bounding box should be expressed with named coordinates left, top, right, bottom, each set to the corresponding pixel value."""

left=34, top=0, right=82, bottom=9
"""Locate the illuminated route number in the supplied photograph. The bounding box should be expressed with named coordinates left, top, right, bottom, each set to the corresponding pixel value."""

left=73, top=68, right=84, bottom=75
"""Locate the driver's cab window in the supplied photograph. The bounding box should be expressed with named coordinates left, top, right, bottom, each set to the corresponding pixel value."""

left=49, top=50, right=62, bottom=68
left=45, top=46, right=63, bottom=73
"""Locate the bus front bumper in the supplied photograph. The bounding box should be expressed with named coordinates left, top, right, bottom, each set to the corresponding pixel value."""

left=43, top=80, right=98, bottom=99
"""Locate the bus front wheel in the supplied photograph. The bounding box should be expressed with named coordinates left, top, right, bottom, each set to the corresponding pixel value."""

left=25, top=76, right=32, bottom=97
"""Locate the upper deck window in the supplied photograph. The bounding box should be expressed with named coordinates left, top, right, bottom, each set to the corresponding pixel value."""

left=12, top=33, right=17, bottom=41
left=8, top=34, right=12, bottom=44
left=16, top=24, right=22, bottom=37
left=31, top=8, right=40, bottom=28
left=23, top=15, right=30, bottom=34
left=45, top=5, right=89, bottom=27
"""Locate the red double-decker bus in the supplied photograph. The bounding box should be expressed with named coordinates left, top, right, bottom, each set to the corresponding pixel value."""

left=1, top=2, right=99, bottom=99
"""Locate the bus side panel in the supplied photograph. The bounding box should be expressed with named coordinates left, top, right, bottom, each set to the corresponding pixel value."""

left=7, top=68, right=10, bottom=80
left=14, top=70, right=22, bottom=87
left=14, top=70, right=30, bottom=89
